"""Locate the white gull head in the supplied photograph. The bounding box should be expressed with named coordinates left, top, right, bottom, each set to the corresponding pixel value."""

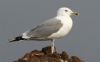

left=57, top=7, right=79, bottom=16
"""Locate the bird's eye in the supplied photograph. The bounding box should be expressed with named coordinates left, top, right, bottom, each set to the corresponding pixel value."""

left=65, top=10, right=68, bottom=12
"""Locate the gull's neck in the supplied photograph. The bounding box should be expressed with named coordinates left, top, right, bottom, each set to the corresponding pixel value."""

left=57, top=13, right=71, bottom=17
left=56, top=15, right=72, bottom=21
left=56, top=15, right=73, bottom=27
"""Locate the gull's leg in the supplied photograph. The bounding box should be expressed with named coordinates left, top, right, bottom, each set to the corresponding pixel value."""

left=51, top=39, right=55, bottom=53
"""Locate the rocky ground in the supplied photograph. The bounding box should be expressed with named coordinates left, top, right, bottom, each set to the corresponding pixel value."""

left=14, top=46, right=84, bottom=62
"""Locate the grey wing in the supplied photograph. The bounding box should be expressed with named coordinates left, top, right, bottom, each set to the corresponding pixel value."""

left=26, top=18, right=63, bottom=39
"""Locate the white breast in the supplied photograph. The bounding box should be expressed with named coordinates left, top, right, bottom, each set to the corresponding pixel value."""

left=48, top=16, right=73, bottom=39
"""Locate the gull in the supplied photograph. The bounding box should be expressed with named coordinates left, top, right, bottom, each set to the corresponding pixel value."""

left=9, top=7, right=78, bottom=53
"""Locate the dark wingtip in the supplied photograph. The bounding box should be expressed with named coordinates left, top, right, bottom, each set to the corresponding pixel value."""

left=9, top=40, right=15, bottom=43
left=8, top=36, right=25, bottom=43
left=8, top=38, right=17, bottom=43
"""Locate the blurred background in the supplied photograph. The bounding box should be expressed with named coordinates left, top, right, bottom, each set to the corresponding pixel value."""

left=0, top=0, right=100, bottom=62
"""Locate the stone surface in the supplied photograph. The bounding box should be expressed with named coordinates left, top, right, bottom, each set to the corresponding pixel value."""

left=14, top=46, right=84, bottom=62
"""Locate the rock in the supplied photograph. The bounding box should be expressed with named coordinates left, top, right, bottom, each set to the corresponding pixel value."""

left=14, top=46, right=84, bottom=62
left=68, top=56, right=84, bottom=62
left=60, top=51, right=69, bottom=61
